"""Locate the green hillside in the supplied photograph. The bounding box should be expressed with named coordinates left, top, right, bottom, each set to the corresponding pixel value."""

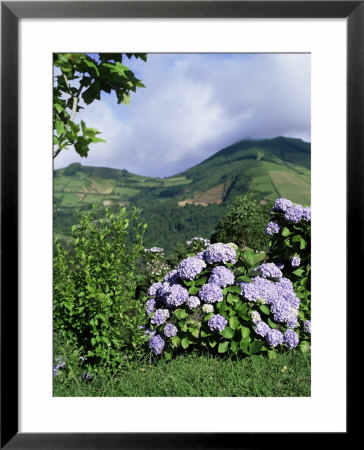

left=54, top=136, right=310, bottom=252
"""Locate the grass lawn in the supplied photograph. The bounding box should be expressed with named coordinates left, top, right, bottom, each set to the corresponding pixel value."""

left=53, top=350, right=310, bottom=397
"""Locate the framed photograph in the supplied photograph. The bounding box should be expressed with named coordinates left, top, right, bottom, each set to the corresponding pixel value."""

left=1, top=1, right=357, bottom=448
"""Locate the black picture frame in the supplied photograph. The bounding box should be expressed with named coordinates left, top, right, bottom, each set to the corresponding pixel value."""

left=1, top=1, right=357, bottom=448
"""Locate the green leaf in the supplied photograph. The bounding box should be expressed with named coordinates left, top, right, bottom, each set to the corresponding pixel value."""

left=259, top=304, right=270, bottom=315
left=240, top=336, right=251, bottom=354
left=241, top=326, right=250, bottom=339
left=171, top=336, right=181, bottom=348
left=91, top=338, right=96, bottom=346
left=181, top=337, right=190, bottom=349
left=218, top=341, right=229, bottom=353
left=267, top=318, right=277, bottom=329
left=293, top=268, right=304, bottom=276
left=251, top=253, right=266, bottom=266
left=208, top=339, right=217, bottom=348
left=300, top=341, right=310, bottom=353
left=228, top=285, right=242, bottom=294
left=300, top=238, right=307, bottom=250
left=282, top=227, right=291, bottom=237
left=236, top=276, right=252, bottom=283
left=230, top=340, right=239, bottom=353
left=84, top=57, right=100, bottom=76
left=190, top=327, right=200, bottom=339
left=229, top=316, right=239, bottom=330
left=249, top=340, right=263, bottom=354
left=201, top=329, right=213, bottom=338
left=55, top=119, right=65, bottom=136
left=188, top=286, right=199, bottom=295
left=268, top=350, right=277, bottom=359
left=220, top=326, right=234, bottom=339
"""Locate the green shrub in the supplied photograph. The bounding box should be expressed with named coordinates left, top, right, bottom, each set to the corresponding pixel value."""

left=210, top=190, right=270, bottom=251
left=265, top=198, right=311, bottom=342
left=53, top=205, right=147, bottom=374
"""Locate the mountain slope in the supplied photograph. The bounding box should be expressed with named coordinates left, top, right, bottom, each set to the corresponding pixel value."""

left=54, top=136, right=311, bottom=248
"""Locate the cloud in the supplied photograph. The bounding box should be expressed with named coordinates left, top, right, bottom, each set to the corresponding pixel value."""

left=54, top=53, right=310, bottom=177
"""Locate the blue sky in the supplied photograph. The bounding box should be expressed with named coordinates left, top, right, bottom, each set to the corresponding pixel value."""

left=54, top=53, right=310, bottom=177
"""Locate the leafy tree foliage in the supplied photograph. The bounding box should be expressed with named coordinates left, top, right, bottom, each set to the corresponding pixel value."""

left=211, top=189, right=271, bottom=251
left=53, top=53, right=147, bottom=158
left=53, top=205, right=147, bottom=373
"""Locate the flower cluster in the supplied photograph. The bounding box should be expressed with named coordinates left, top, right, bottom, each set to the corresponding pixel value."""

left=203, top=243, right=237, bottom=264
left=159, top=282, right=189, bottom=307
left=256, top=263, right=283, bottom=279
left=163, top=323, right=178, bottom=338
left=209, top=266, right=235, bottom=287
left=290, top=256, right=301, bottom=267
left=265, top=221, right=281, bottom=235
left=186, top=237, right=210, bottom=247
left=272, top=198, right=293, bottom=212
left=304, top=320, right=311, bottom=334
left=151, top=308, right=170, bottom=325
left=149, top=334, right=165, bottom=355
left=186, top=296, right=201, bottom=309
left=285, top=204, right=304, bottom=224
left=199, top=283, right=223, bottom=303
left=208, top=314, right=228, bottom=332
left=202, top=303, right=214, bottom=314
left=144, top=227, right=309, bottom=357
left=177, top=256, right=206, bottom=280
left=239, top=267, right=300, bottom=331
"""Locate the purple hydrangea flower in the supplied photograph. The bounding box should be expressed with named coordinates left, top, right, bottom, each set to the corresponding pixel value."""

left=199, top=283, right=223, bottom=303
left=163, top=323, right=178, bottom=338
left=284, top=204, right=304, bottom=223
left=208, top=314, right=228, bottom=332
left=270, top=298, right=293, bottom=323
left=302, top=206, right=311, bottom=221
left=209, top=266, right=235, bottom=287
left=177, top=256, right=206, bottom=280
left=286, top=312, right=298, bottom=329
left=158, top=282, right=189, bottom=307
left=283, top=329, right=299, bottom=349
left=254, top=321, right=270, bottom=337
left=256, top=263, right=283, bottom=279
left=202, top=303, right=214, bottom=314
left=304, top=320, right=311, bottom=334
left=239, top=276, right=279, bottom=304
left=164, top=269, right=180, bottom=284
left=149, top=334, right=165, bottom=355
left=251, top=311, right=262, bottom=323
left=265, top=221, right=281, bottom=235
left=145, top=298, right=157, bottom=316
left=272, top=198, right=293, bottom=212
left=186, top=296, right=201, bottom=309
left=204, top=243, right=237, bottom=264
left=144, top=328, right=156, bottom=338
left=265, top=329, right=284, bottom=347
left=151, top=308, right=170, bottom=325
left=290, top=256, right=301, bottom=267
left=147, top=282, right=163, bottom=297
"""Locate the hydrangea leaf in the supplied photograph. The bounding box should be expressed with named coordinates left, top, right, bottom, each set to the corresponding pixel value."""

left=218, top=341, right=229, bottom=353
left=259, top=304, right=270, bottom=315
left=181, top=337, right=190, bottom=349
left=220, top=326, right=234, bottom=339
left=229, top=316, right=239, bottom=330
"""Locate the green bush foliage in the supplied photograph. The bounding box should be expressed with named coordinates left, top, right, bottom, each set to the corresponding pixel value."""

left=266, top=200, right=311, bottom=338
left=53, top=205, right=147, bottom=374
left=210, top=190, right=271, bottom=251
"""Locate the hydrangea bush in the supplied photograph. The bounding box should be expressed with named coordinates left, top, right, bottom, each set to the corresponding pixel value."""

left=143, top=235, right=311, bottom=359
left=265, top=197, right=311, bottom=352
